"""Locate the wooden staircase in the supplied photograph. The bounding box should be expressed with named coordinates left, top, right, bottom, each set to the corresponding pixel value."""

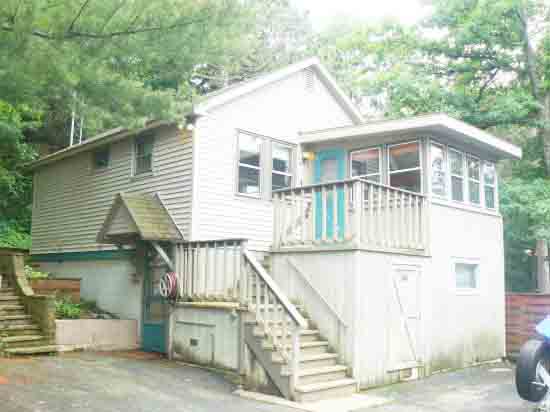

left=244, top=254, right=357, bottom=402
left=0, top=287, right=57, bottom=356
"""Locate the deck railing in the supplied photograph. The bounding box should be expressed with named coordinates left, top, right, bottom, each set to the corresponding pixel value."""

left=173, top=239, right=246, bottom=302
left=273, top=178, right=429, bottom=252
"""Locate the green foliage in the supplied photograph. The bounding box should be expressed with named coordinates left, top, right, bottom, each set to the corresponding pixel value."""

left=24, top=265, right=49, bottom=279
left=55, top=296, right=81, bottom=319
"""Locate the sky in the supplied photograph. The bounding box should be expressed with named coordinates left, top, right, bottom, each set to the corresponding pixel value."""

left=292, top=0, right=432, bottom=29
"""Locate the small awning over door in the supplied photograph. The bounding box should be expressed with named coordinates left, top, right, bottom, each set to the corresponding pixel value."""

left=97, top=193, right=183, bottom=245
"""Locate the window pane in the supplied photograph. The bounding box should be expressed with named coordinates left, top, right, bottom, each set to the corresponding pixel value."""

left=484, top=162, right=496, bottom=185
left=93, top=148, right=109, bottom=169
left=451, top=176, right=464, bottom=201
left=485, top=186, right=495, bottom=209
left=390, top=170, right=421, bottom=193
left=431, top=144, right=446, bottom=196
left=351, top=148, right=380, bottom=177
left=136, top=156, right=152, bottom=174
left=272, top=173, right=291, bottom=191
left=136, top=136, right=153, bottom=156
left=389, top=142, right=420, bottom=171
left=239, top=134, right=261, bottom=167
left=469, top=181, right=480, bottom=204
left=273, top=143, right=291, bottom=173
left=238, top=166, right=260, bottom=194
left=467, top=157, right=480, bottom=181
left=456, top=263, right=478, bottom=289
left=449, top=150, right=463, bottom=176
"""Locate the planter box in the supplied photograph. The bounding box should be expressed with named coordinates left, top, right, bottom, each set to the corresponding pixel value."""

left=30, top=278, right=81, bottom=302
left=55, top=319, right=139, bottom=352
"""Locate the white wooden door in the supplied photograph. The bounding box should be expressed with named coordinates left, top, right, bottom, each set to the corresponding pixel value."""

left=387, top=264, right=422, bottom=371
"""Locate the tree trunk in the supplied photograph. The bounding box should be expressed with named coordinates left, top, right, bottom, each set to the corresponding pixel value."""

left=541, top=94, right=550, bottom=176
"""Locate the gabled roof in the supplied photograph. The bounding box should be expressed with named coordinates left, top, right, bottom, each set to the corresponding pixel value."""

left=194, top=57, right=364, bottom=125
left=97, top=193, right=183, bottom=244
left=300, top=113, right=522, bottom=160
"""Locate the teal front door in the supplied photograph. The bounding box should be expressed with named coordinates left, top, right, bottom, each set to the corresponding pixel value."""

left=314, top=149, right=346, bottom=240
left=142, top=245, right=167, bottom=353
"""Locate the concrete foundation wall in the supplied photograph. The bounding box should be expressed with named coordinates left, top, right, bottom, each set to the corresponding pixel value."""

left=37, top=258, right=143, bottom=340
left=170, top=305, right=240, bottom=370
left=56, top=319, right=139, bottom=351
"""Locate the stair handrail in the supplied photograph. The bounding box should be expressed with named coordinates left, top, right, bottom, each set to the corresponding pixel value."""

left=243, top=250, right=307, bottom=329
left=243, top=249, right=306, bottom=397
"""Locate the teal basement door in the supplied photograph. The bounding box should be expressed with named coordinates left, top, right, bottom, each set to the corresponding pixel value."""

left=142, top=245, right=167, bottom=354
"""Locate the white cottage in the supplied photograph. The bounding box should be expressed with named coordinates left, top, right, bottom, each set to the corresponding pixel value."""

left=29, top=58, right=521, bottom=402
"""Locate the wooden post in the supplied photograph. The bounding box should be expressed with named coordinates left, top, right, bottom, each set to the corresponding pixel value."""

left=291, top=327, right=301, bottom=400
left=537, top=239, right=550, bottom=293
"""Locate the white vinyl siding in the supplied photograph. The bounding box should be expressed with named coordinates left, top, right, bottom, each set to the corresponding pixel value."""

left=31, top=125, right=193, bottom=254
left=193, top=68, right=355, bottom=251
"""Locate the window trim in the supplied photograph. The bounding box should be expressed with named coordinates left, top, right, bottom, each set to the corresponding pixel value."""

left=236, top=132, right=263, bottom=198
left=387, top=140, right=423, bottom=193
left=483, top=161, right=497, bottom=210
left=452, top=257, right=481, bottom=295
left=429, top=141, right=447, bottom=198
left=350, top=146, right=382, bottom=183
left=271, top=141, right=293, bottom=193
left=466, top=154, right=481, bottom=207
left=133, top=134, right=154, bottom=176
left=92, top=146, right=110, bottom=172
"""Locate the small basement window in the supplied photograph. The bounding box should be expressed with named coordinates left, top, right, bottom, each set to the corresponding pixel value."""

left=455, top=261, right=479, bottom=291
left=93, top=147, right=110, bottom=170
left=135, top=135, right=154, bottom=175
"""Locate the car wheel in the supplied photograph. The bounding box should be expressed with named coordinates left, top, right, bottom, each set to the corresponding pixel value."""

left=516, top=339, right=550, bottom=402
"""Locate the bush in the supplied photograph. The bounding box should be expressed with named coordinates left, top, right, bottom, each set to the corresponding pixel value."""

left=24, top=265, right=49, bottom=279
left=55, top=297, right=81, bottom=319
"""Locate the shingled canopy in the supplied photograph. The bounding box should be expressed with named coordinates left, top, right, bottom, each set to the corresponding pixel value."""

left=97, top=193, right=183, bottom=245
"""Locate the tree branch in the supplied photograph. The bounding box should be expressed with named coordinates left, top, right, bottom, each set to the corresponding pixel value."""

left=515, top=5, right=540, bottom=99
left=67, top=0, right=92, bottom=33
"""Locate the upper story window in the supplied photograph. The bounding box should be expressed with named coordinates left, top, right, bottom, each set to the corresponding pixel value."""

left=389, top=141, right=421, bottom=193
left=237, top=131, right=294, bottom=197
left=351, top=147, right=381, bottom=182
left=467, top=155, right=481, bottom=205
left=272, top=143, right=292, bottom=191
left=238, top=133, right=262, bottom=195
left=449, top=149, right=464, bottom=202
left=430, top=143, right=446, bottom=197
left=92, top=147, right=110, bottom=170
left=134, top=135, right=154, bottom=175
left=484, top=162, right=496, bottom=209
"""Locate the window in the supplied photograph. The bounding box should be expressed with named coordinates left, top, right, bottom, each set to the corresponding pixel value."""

left=449, top=149, right=464, bottom=202
left=430, top=143, right=446, bottom=196
left=389, top=141, right=421, bottom=193
left=455, top=261, right=479, bottom=290
left=134, top=135, right=154, bottom=175
left=484, top=162, right=496, bottom=209
left=272, top=143, right=292, bottom=191
left=92, top=147, right=110, bottom=170
left=467, top=155, right=481, bottom=205
left=351, top=148, right=381, bottom=182
left=238, top=133, right=262, bottom=195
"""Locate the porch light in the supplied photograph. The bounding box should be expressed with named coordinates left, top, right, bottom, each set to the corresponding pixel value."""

left=302, top=151, right=315, bottom=161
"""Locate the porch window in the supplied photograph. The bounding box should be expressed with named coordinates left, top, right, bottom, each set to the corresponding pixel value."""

left=484, top=162, right=497, bottom=209
left=272, top=143, right=292, bottom=191
left=389, top=141, right=421, bottom=193
left=134, top=135, right=154, bottom=175
left=449, top=149, right=464, bottom=202
left=238, top=133, right=262, bottom=195
left=467, top=155, right=481, bottom=205
left=350, top=147, right=381, bottom=182
left=430, top=143, right=446, bottom=197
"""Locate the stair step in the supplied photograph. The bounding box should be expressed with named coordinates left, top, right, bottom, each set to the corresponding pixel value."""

left=253, top=328, right=320, bottom=342
left=298, top=365, right=349, bottom=385
left=263, top=340, right=329, bottom=355
left=0, top=288, right=16, bottom=294
left=273, top=352, right=339, bottom=367
left=0, top=324, right=40, bottom=336
left=0, top=305, right=25, bottom=311
left=2, top=335, right=45, bottom=343
left=0, top=296, right=20, bottom=301
left=295, top=378, right=357, bottom=402
left=4, top=345, right=58, bottom=356
left=0, top=315, right=31, bottom=321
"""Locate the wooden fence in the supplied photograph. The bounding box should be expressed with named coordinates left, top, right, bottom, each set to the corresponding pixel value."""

left=506, top=293, right=550, bottom=357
